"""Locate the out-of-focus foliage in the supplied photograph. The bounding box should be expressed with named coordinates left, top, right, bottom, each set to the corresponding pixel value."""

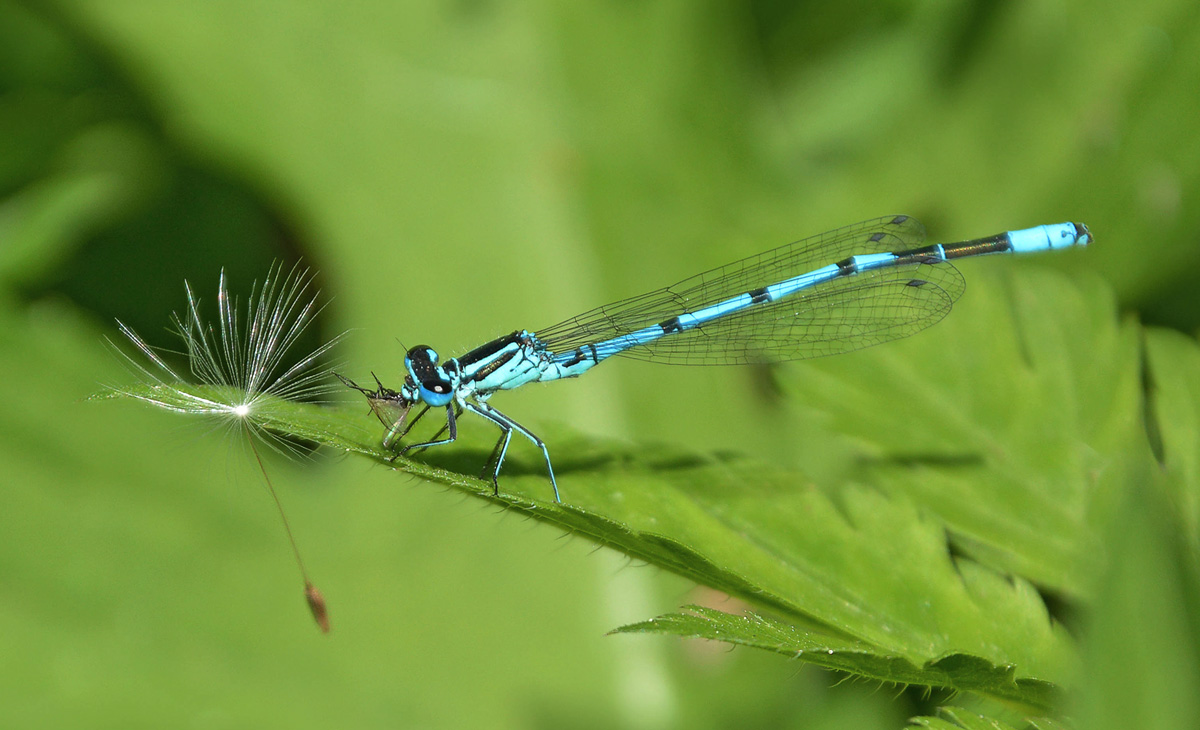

left=4, top=0, right=1199, bottom=728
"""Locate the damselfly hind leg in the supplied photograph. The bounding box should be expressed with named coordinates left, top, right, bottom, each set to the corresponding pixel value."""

left=465, top=400, right=560, bottom=503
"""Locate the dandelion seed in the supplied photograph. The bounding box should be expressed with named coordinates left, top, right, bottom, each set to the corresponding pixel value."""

left=106, top=261, right=344, bottom=633
left=110, top=262, right=343, bottom=439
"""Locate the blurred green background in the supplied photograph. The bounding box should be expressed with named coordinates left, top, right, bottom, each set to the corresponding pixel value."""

left=2, top=0, right=1197, bottom=728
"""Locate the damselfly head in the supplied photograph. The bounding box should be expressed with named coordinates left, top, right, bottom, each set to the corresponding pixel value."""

left=400, top=345, right=456, bottom=407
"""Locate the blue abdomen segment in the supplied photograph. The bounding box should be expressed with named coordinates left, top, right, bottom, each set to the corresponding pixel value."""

left=1007, top=222, right=1091, bottom=253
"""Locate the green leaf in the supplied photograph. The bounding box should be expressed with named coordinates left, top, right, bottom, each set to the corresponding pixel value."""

left=106, top=265, right=1165, bottom=713
left=113, top=357, right=1076, bottom=712
left=612, top=606, right=1060, bottom=711
left=779, top=269, right=1151, bottom=599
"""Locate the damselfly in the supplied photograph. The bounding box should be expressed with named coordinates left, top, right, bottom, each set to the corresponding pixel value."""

left=342, top=215, right=1090, bottom=502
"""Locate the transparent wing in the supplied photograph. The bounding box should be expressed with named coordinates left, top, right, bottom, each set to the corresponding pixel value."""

left=535, top=215, right=967, bottom=365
